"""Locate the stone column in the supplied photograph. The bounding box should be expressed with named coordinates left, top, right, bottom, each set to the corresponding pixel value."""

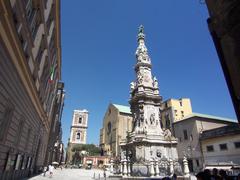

left=120, top=160, right=123, bottom=174
left=110, top=159, right=114, bottom=173
left=122, top=159, right=128, bottom=177
left=150, top=160, right=155, bottom=177
left=127, top=158, right=131, bottom=176
left=169, top=158, right=174, bottom=176
left=155, top=160, right=160, bottom=177
left=183, top=156, right=190, bottom=178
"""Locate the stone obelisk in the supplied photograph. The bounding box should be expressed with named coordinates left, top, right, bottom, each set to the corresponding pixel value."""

left=120, top=25, right=179, bottom=177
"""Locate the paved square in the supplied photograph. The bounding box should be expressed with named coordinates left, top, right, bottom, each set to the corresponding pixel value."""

left=25, top=168, right=111, bottom=180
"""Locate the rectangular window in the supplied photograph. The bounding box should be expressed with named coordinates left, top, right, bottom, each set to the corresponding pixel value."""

left=79, top=116, right=82, bottom=124
left=206, top=145, right=214, bottom=152
left=181, top=111, right=184, bottom=118
left=183, top=130, right=188, bottom=140
left=179, top=101, right=182, bottom=106
left=234, top=142, right=240, bottom=149
left=190, top=134, right=193, bottom=141
left=219, top=143, right=228, bottom=151
left=196, top=159, right=199, bottom=167
left=174, top=110, right=177, bottom=116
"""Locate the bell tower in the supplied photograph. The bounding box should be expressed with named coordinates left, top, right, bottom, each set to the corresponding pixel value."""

left=69, top=109, right=88, bottom=144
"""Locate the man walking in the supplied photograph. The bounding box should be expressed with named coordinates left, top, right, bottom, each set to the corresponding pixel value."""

left=43, top=166, right=47, bottom=176
left=49, top=164, right=54, bottom=178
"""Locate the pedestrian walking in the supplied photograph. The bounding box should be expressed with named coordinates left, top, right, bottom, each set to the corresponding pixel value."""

left=103, top=169, right=106, bottom=180
left=43, top=166, right=47, bottom=177
left=49, top=164, right=54, bottom=178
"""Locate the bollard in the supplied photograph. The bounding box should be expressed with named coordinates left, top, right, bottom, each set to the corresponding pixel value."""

left=150, top=160, right=155, bottom=177
left=155, top=160, right=160, bottom=177
left=98, top=173, right=100, bottom=179
left=93, top=172, right=95, bottom=179
left=123, top=159, right=128, bottom=177
left=183, top=156, right=190, bottom=178
left=169, top=158, right=174, bottom=176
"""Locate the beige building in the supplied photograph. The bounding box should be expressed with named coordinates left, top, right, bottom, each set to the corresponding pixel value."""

left=66, top=109, right=88, bottom=163
left=161, top=98, right=192, bottom=130
left=99, top=104, right=132, bottom=157
left=99, top=99, right=191, bottom=157
left=0, top=0, right=62, bottom=179
left=200, top=123, right=240, bottom=172
left=173, top=113, right=237, bottom=173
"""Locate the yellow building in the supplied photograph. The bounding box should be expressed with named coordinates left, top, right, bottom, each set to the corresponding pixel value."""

left=99, top=104, right=132, bottom=157
left=161, top=98, right=192, bottom=130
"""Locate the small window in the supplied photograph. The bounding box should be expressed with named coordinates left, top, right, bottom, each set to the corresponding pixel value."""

left=234, top=142, right=240, bottom=149
left=196, top=159, right=199, bottom=167
left=76, top=132, right=80, bottom=140
left=219, top=143, right=228, bottom=151
left=79, top=116, right=82, bottom=124
left=183, top=130, right=188, bottom=140
left=181, top=111, right=184, bottom=118
left=179, top=101, right=182, bottom=106
left=165, top=114, right=170, bottom=129
left=174, top=110, right=177, bottom=116
left=206, top=145, right=214, bottom=152
left=107, top=122, right=111, bottom=134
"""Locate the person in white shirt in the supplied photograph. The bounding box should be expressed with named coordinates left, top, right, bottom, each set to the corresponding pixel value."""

left=49, top=164, right=54, bottom=178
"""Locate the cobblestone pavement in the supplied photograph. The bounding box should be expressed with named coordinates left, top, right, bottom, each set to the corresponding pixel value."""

left=25, top=168, right=111, bottom=180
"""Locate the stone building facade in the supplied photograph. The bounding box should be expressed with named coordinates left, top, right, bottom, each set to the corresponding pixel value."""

left=173, top=113, right=237, bottom=173
left=0, top=0, right=62, bottom=179
left=99, top=104, right=132, bottom=157
left=205, top=0, right=240, bottom=122
left=200, top=123, right=240, bottom=172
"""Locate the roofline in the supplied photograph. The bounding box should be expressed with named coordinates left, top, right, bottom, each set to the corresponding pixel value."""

left=173, top=112, right=237, bottom=124
left=112, top=103, right=132, bottom=114
left=200, top=124, right=240, bottom=140
left=162, top=98, right=190, bottom=103
left=74, top=109, right=89, bottom=113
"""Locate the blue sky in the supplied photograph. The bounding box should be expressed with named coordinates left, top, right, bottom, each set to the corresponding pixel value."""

left=60, top=0, right=236, bottom=146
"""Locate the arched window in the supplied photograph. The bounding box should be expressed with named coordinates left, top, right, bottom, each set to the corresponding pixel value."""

left=107, top=122, right=111, bottom=134
left=79, top=116, right=82, bottom=124
left=76, top=132, right=80, bottom=140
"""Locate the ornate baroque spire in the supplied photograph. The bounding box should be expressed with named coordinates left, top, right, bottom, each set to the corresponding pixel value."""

left=129, top=25, right=162, bottom=135
left=135, top=25, right=151, bottom=65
